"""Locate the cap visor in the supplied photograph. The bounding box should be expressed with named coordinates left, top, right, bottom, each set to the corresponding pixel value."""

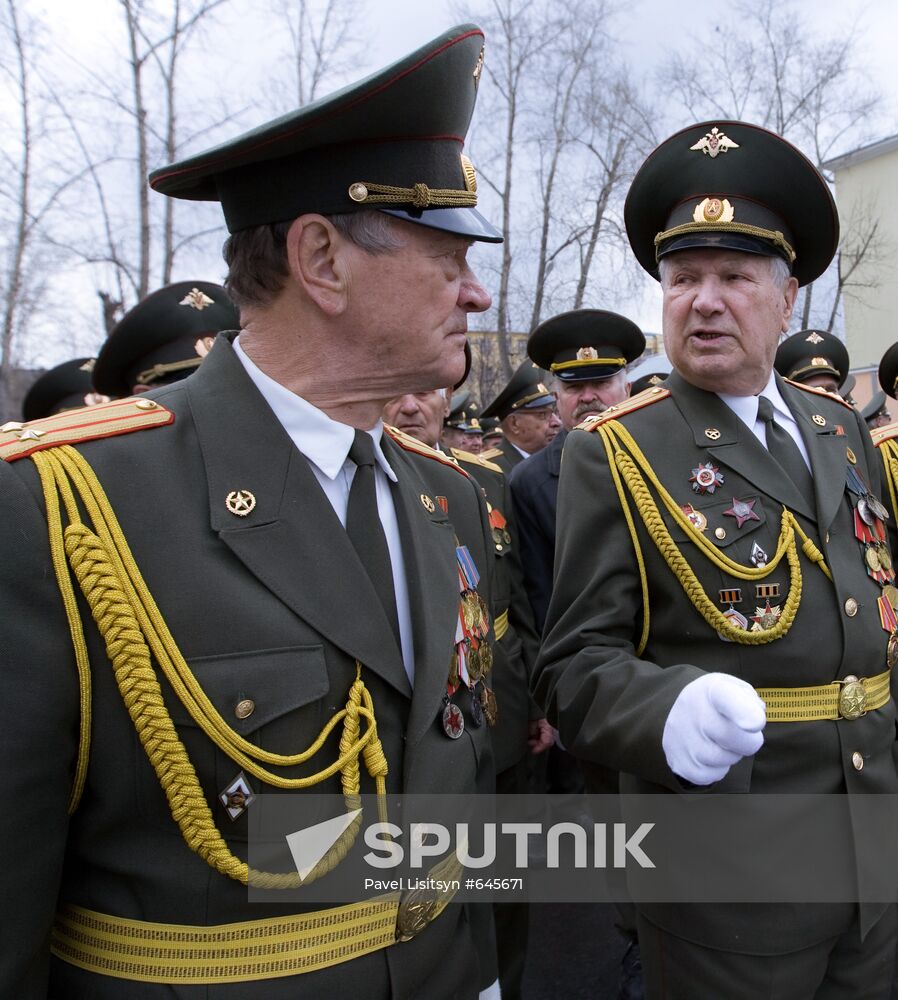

left=381, top=205, right=503, bottom=243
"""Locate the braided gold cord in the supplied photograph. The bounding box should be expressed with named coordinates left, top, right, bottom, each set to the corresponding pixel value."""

left=31, top=445, right=390, bottom=887
left=353, top=180, right=476, bottom=208
left=594, top=420, right=833, bottom=646
left=880, top=442, right=898, bottom=523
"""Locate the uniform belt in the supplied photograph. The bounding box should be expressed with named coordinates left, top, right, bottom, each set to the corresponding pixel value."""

left=51, top=856, right=463, bottom=985
left=494, top=609, right=509, bottom=641
left=757, top=669, right=891, bottom=722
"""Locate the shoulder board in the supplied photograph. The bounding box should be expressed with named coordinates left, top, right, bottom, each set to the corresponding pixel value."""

left=0, top=397, right=174, bottom=463
left=383, top=424, right=470, bottom=479
left=871, top=421, right=898, bottom=447
left=450, top=447, right=503, bottom=474
left=577, top=385, right=671, bottom=432
left=785, top=379, right=852, bottom=410
left=480, top=446, right=503, bottom=460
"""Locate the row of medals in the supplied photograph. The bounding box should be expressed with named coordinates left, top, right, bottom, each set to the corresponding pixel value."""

left=846, top=464, right=898, bottom=668
left=443, top=589, right=497, bottom=738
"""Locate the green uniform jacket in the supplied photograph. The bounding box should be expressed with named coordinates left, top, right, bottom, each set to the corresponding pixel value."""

left=0, top=338, right=497, bottom=999
left=534, top=371, right=898, bottom=954
left=480, top=441, right=525, bottom=477
left=451, top=449, right=540, bottom=774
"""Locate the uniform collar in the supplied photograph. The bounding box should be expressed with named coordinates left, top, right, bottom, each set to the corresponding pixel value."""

left=233, top=336, right=397, bottom=482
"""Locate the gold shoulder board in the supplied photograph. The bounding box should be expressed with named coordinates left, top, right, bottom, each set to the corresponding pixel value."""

left=0, top=397, right=174, bottom=462
left=785, top=379, right=853, bottom=410
left=479, top=446, right=504, bottom=460
left=450, top=447, right=503, bottom=474
left=871, top=421, right=898, bottom=447
left=383, top=424, right=471, bottom=479
left=577, top=385, right=671, bottom=432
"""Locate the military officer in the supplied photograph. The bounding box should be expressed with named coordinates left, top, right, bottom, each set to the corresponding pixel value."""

left=442, top=389, right=485, bottom=453
left=384, top=385, right=546, bottom=999
left=92, top=280, right=240, bottom=398
left=534, top=120, right=898, bottom=998
left=21, top=358, right=108, bottom=421
left=510, top=309, right=644, bottom=632
left=862, top=390, right=891, bottom=430
left=0, top=26, right=505, bottom=999
left=480, top=360, right=560, bottom=474
left=870, top=344, right=898, bottom=519
left=775, top=328, right=850, bottom=395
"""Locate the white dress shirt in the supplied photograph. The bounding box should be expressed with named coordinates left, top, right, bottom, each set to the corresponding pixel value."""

left=233, top=338, right=415, bottom=684
left=718, top=371, right=811, bottom=471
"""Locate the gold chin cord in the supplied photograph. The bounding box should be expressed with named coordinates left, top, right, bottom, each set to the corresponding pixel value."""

left=32, top=444, right=389, bottom=887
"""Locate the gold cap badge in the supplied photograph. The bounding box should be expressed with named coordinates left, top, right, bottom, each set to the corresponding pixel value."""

left=576, top=347, right=599, bottom=361
left=180, top=287, right=215, bottom=311
left=693, top=197, right=735, bottom=224
left=689, top=127, right=739, bottom=158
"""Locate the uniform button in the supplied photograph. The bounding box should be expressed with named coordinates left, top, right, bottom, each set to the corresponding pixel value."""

left=825, top=532, right=830, bottom=544
left=852, top=751, right=864, bottom=771
left=844, top=597, right=859, bottom=617
left=715, top=527, right=726, bottom=540
left=235, top=698, right=255, bottom=720
left=495, top=543, right=503, bottom=551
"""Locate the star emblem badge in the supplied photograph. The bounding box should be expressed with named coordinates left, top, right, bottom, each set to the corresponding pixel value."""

left=750, top=600, right=782, bottom=631
left=689, top=462, right=724, bottom=494
left=723, top=497, right=761, bottom=528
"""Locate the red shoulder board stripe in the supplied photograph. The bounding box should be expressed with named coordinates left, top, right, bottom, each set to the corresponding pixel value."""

left=383, top=424, right=471, bottom=479
left=785, top=378, right=852, bottom=410
left=871, top=421, right=898, bottom=447
left=578, top=385, right=671, bottom=432
left=0, top=397, right=174, bottom=462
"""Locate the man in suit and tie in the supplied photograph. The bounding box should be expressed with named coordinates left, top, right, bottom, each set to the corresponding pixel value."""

left=0, top=25, right=506, bottom=999
left=534, top=121, right=898, bottom=998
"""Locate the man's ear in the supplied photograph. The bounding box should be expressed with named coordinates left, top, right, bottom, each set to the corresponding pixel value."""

left=286, top=215, right=348, bottom=316
left=780, top=276, right=799, bottom=332
left=443, top=387, right=453, bottom=419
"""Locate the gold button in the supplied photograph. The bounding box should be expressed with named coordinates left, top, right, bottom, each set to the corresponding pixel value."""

left=846, top=448, right=857, bottom=465
left=235, top=699, right=255, bottom=720
left=715, top=527, right=726, bottom=540
left=348, top=182, right=369, bottom=202
left=844, top=597, right=859, bottom=617
left=495, top=543, right=503, bottom=551
left=135, top=398, right=158, bottom=410
left=852, top=751, right=864, bottom=771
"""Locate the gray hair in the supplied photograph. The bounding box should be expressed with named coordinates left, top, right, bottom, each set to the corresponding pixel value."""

left=658, top=253, right=792, bottom=288
left=222, top=210, right=405, bottom=309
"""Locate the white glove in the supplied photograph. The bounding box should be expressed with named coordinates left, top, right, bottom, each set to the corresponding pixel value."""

left=662, top=673, right=766, bottom=785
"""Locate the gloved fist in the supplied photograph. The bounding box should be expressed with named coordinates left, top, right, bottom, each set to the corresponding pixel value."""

left=662, top=673, right=766, bottom=785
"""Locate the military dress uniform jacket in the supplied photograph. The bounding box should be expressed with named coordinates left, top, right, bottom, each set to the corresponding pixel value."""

left=508, top=429, right=565, bottom=632
left=451, top=449, right=540, bottom=774
left=0, top=338, right=498, bottom=999
left=481, top=441, right=525, bottom=477
left=534, top=371, right=898, bottom=955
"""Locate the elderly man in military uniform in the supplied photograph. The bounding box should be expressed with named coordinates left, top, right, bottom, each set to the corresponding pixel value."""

left=442, top=389, right=485, bottom=454
left=534, top=120, right=898, bottom=998
left=480, top=360, right=561, bottom=474
left=0, top=26, right=506, bottom=1000
left=775, top=328, right=850, bottom=396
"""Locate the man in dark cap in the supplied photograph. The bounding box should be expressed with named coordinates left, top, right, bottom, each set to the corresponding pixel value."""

left=442, top=389, right=485, bottom=453
left=20, top=358, right=109, bottom=421
left=774, top=328, right=850, bottom=395
left=534, top=120, right=898, bottom=998
left=629, top=370, right=669, bottom=396
left=0, top=26, right=505, bottom=999
left=510, top=309, right=645, bottom=632
left=480, top=360, right=561, bottom=474
left=862, top=391, right=891, bottom=430
left=92, top=281, right=240, bottom=397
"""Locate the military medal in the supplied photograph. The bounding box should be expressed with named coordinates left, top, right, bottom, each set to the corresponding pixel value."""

left=219, top=772, right=255, bottom=820
left=442, top=696, right=464, bottom=739
left=681, top=504, right=708, bottom=532
left=750, top=600, right=782, bottom=631
left=489, top=505, right=511, bottom=547
left=723, top=497, right=760, bottom=528
left=888, top=631, right=898, bottom=670
left=479, top=684, right=498, bottom=726
left=470, top=687, right=484, bottom=727
left=689, top=462, right=724, bottom=494
left=750, top=542, right=768, bottom=568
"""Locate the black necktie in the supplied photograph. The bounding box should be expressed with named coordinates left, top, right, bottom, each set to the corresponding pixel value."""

left=757, top=395, right=815, bottom=507
left=346, top=430, right=401, bottom=647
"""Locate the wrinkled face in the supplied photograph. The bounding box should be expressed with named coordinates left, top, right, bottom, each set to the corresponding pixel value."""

left=661, top=250, right=798, bottom=396
left=554, top=370, right=630, bottom=430
left=801, top=372, right=840, bottom=394
left=382, top=390, right=448, bottom=448
left=345, top=219, right=491, bottom=392
left=504, top=405, right=562, bottom=453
